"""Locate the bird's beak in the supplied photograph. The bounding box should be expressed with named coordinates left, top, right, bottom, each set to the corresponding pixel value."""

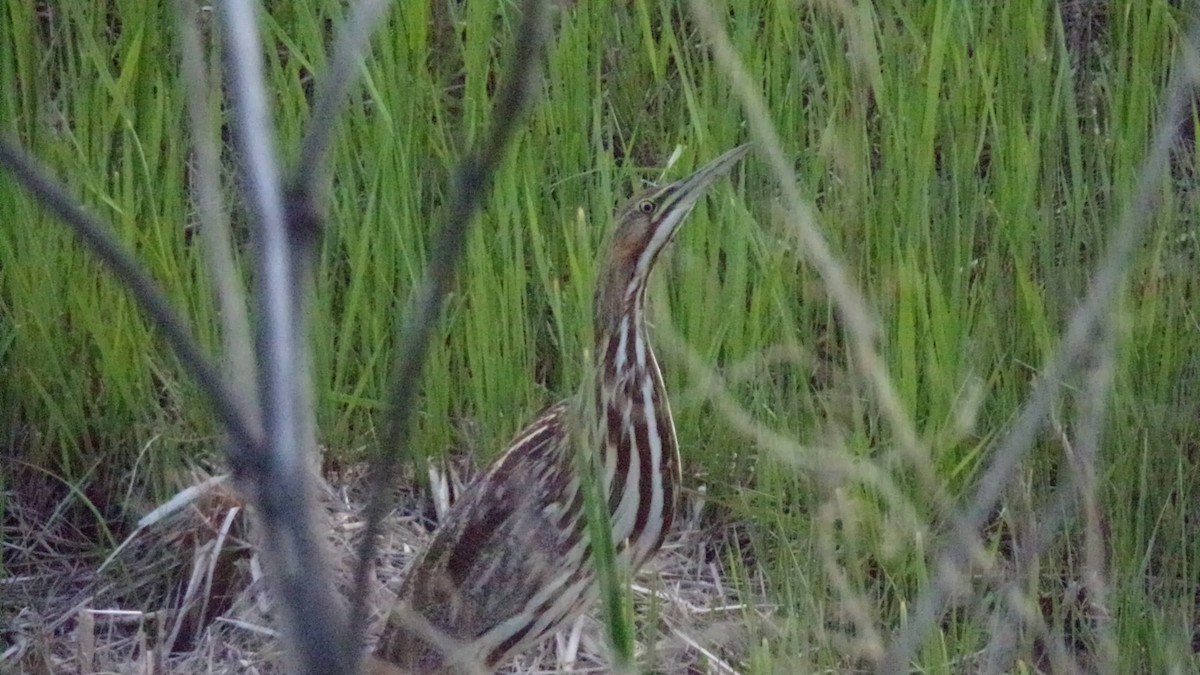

left=656, top=143, right=749, bottom=221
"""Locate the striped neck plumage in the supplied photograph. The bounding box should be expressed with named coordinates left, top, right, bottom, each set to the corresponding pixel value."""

left=583, top=144, right=747, bottom=563
left=591, top=281, right=680, bottom=566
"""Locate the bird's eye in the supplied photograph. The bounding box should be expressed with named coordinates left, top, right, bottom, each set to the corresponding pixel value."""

left=638, top=200, right=656, bottom=214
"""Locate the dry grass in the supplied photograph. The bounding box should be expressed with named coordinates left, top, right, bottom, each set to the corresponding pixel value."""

left=1, top=462, right=769, bottom=674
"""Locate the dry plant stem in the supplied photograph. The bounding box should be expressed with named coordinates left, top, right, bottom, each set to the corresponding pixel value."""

left=662, top=326, right=921, bottom=533
left=349, top=0, right=546, bottom=644
left=881, top=18, right=1200, bottom=672
left=366, top=608, right=491, bottom=675
left=218, top=1, right=353, bottom=672
left=686, top=0, right=987, bottom=594
left=815, top=497, right=884, bottom=661
left=687, top=0, right=1199, bottom=669
left=175, top=0, right=260, bottom=424
left=294, top=0, right=393, bottom=191
left=0, top=140, right=260, bottom=459
left=1071, top=327, right=1118, bottom=672
left=219, top=0, right=302, bottom=475
left=685, top=0, right=939, bottom=491
left=285, top=0, right=394, bottom=511
left=686, top=0, right=986, bottom=656
left=980, top=481, right=1082, bottom=675
left=285, top=0, right=394, bottom=294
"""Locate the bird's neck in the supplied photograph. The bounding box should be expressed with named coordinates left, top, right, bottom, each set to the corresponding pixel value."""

left=593, top=288, right=652, bottom=388
left=587, top=287, right=680, bottom=563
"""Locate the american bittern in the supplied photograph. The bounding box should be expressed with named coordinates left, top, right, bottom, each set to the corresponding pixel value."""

left=369, top=145, right=748, bottom=674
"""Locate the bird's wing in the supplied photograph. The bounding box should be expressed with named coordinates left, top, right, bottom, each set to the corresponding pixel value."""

left=394, top=401, right=591, bottom=663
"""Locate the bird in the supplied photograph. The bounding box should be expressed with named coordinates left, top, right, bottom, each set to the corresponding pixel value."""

left=367, top=145, right=748, bottom=674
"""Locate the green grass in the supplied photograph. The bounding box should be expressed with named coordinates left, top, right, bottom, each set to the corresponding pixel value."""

left=3, top=0, right=1199, bottom=671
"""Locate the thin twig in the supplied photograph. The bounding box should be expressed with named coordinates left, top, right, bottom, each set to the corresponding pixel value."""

left=218, top=1, right=352, bottom=671
left=294, top=0, right=394, bottom=192
left=686, top=0, right=987, bottom=616
left=879, top=17, right=1200, bottom=671
left=174, top=0, right=260, bottom=426
left=980, top=480, right=1082, bottom=674
left=219, top=0, right=302, bottom=476
left=1070, top=321, right=1118, bottom=672
left=685, top=0, right=935, bottom=497
left=284, top=5, right=397, bottom=549
left=0, top=140, right=261, bottom=460
left=349, top=0, right=547, bottom=645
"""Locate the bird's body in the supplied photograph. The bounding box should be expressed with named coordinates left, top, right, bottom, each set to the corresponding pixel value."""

left=370, top=146, right=747, bottom=674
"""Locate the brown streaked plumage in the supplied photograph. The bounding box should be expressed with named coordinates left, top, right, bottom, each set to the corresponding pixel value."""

left=369, top=145, right=748, bottom=674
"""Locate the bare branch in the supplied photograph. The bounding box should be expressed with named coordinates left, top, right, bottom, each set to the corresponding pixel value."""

left=0, top=139, right=261, bottom=462
left=175, top=0, right=260, bottom=426
left=349, top=0, right=548, bottom=646
left=295, top=0, right=393, bottom=191
left=217, top=1, right=352, bottom=671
